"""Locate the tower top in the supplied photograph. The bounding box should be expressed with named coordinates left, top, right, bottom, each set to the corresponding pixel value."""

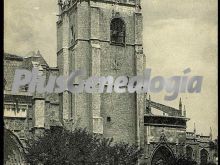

left=58, top=0, right=140, bottom=15
left=194, top=123, right=196, bottom=133
left=179, top=97, right=182, bottom=110
left=179, top=97, right=182, bottom=105
left=183, top=105, right=186, bottom=117
left=210, top=127, right=213, bottom=140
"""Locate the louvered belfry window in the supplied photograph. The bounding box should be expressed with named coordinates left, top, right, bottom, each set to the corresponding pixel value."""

left=110, top=18, right=125, bottom=45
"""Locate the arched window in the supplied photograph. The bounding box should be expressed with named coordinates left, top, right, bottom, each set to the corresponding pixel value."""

left=151, top=146, right=175, bottom=165
left=200, top=149, right=208, bottom=165
left=4, top=129, right=25, bottom=164
left=110, top=18, right=125, bottom=45
left=186, top=146, right=193, bottom=159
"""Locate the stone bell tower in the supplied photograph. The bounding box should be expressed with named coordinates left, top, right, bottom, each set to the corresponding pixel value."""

left=57, top=0, right=146, bottom=146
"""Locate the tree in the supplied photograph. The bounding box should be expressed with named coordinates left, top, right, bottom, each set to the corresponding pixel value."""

left=25, top=127, right=143, bottom=165
left=206, top=161, right=217, bottom=165
left=209, top=140, right=218, bottom=151
left=109, top=142, right=142, bottom=165
left=174, top=155, right=197, bottom=165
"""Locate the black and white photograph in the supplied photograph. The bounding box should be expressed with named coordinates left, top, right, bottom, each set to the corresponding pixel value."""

left=3, top=0, right=218, bottom=164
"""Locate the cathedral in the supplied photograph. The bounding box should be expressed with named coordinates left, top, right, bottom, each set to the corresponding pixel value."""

left=3, top=0, right=217, bottom=164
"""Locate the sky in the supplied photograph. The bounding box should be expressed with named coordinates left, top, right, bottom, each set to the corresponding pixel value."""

left=4, top=0, right=218, bottom=138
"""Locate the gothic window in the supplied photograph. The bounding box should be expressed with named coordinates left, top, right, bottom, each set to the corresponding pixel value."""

left=71, top=26, right=74, bottom=38
left=110, top=18, right=125, bottom=45
left=71, top=25, right=75, bottom=44
left=151, top=146, right=175, bottom=165
left=200, top=149, right=208, bottom=165
left=71, top=26, right=73, bottom=36
left=186, top=146, right=193, bottom=159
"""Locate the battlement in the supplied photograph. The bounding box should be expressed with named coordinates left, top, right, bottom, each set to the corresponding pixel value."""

left=58, top=0, right=139, bottom=14
left=200, top=135, right=210, bottom=140
left=186, top=132, right=194, bottom=137
left=98, top=0, right=137, bottom=5
left=186, top=132, right=211, bottom=141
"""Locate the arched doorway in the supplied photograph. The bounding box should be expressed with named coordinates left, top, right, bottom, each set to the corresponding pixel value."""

left=4, top=129, right=25, bottom=164
left=186, top=146, right=193, bottom=159
left=200, top=149, right=208, bottom=165
left=151, top=146, right=175, bottom=165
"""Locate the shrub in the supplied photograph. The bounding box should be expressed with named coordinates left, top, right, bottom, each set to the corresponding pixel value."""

left=25, top=127, right=143, bottom=165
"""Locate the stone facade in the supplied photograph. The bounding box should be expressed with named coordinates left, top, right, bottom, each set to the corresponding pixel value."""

left=3, top=0, right=217, bottom=164
left=3, top=52, right=60, bottom=164
left=56, top=0, right=145, bottom=145
left=142, top=98, right=217, bottom=164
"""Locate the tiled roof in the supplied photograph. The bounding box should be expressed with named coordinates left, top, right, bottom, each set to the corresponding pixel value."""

left=4, top=53, right=24, bottom=61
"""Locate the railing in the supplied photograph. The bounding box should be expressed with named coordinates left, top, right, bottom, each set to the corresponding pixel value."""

left=4, top=103, right=28, bottom=118
left=186, top=132, right=210, bottom=141
left=200, top=136, right=210, bottom=141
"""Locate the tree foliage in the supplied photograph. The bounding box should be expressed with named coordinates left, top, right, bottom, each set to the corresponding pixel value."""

left=174, top=155, right=197, bottom=165
left=25, top=127, right=143, bottom=165
left=209, top=139, right=218, bottom=151
left=206, top=162, right=217, bottom=165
